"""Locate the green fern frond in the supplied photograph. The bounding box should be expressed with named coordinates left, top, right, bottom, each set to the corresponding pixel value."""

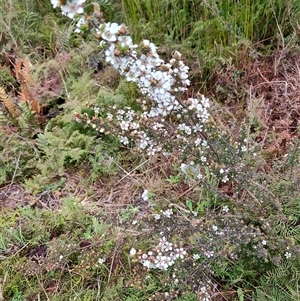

left=20, top=101, right=34, bottom=120
left=0, top=109, right=8, bottom=124
left=54, top=22, right=75, bottom=51
left=17, top=101, right=39, bottom=133
left=35, top=133, right=49, bottom=152
left=257, top=260, right=300, bottom=301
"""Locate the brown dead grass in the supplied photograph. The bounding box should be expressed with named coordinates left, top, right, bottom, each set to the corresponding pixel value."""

left=209, top=48, right=300, bottom=159
left=0, top=183, right=33, bottom=209
left=0, top=154, right=184, bottom=221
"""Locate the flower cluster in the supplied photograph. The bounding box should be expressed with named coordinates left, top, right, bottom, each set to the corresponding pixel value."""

left=104, top=39, right=193, bottom=118
left=56, top=2, right=214, bottom=170
left=130, top=236, right=186, bottom=270
left=98, top=26, right=212, bottom=158
left=50, top=0, right=85, bottom=19
left=154, top=208, right=174, bottom=220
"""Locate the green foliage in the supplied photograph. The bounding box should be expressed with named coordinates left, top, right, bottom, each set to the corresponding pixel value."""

left=0, top=0, right=60, bottom=52
left=0, top=198, right=118, bottom=300
left=255, top=260, right=300, bottom=301
left=23, top=127, right=95, bottom=191
left=0, top=131, right=39, bottom=186
left=120, top=0, right=300, bottom=84
left=0, top=67, right=17, bottom=90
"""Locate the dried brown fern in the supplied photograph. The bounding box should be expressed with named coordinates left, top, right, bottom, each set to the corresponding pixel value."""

left=15, top=57, right=41, bottom=115
left=0, top=86, right=20, bottom=118
left=19, top=90, right=41, bottom=115
left=2, top=50, right=16, bottom=76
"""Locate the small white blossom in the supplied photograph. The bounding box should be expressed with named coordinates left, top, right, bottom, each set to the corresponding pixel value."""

left=154, top=214, right=161, bottom=220
left=222, top=174, right=229, bottom=183
left=241, top=145, right=248, bottom=152
left=142, top=260, right=154, bottom=269
left=175, top=247, right=187, bottom=259
left=119, top=136, right=129, bottom=145
left=130, top=248, right=137, bottom=256
left=162, top=208, right=173, bottom=218
left=98, top=257, right=106, bottom=264
left=204, top=250, right=214, bottom=258
left=101, top=22, right=120, bottom=42
left=74, top=16, right=86, bottom=33
left=61, top=0, right=85, bottom=19
left=284, top=252, right=292, bottom=259
left=50, top=0, right=61, bottom=8
left=142, top=189, right=149, bottom=201
left=118, top=35, right=132, bottom=47
left=222, top=205, right=229, bottom=213
left=195, top=138, right=202, bottom=146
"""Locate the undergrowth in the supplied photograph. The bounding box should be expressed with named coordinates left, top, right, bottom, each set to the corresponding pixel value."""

left=0, top=0, right=300, bottom=301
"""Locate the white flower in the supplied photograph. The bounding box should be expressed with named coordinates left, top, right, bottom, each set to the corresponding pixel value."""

left=222, top=174, right=229, bottom=183
left=175, top=247, right=186, bottom=259
left=154, top=214, right=161, bottom=220
left=98, top=257, right=106, bottom=264
left=142, top=189, right=149, bottom=201
left=162, top=208, right=173, bottom=218
left=204, top=250, right=214, bottom=258
left=222, top=205, right=229, bottom=213
left=194, top=138, right=202, bottom=146
left=74, top=16, right=86, bottom=33
left=200, top=156, right=207, bottom=163
left=118, top=35, right=133, bottom=47
left=284, top=252, right=292, bottom=259
left=50, top=0, right=61, bottom=8
left=61, top=0, right=85, bottom=19
left=154, top=255, right=170, bottom=270
left=142, top=260, right=154, bottom=268
left=141, top=39, right=157, bottom=54
left=212, top=225, right=218, bottom=231
left=193, top=254, right=200, bottom=260
left=119, top=136, right=129, bottom=145
left=262, top=240, right=267, bottom=245
left=196, top=172, right=203, bottom=180
left=120, top=120, right=130, bottom=131
left=101, top=22, right=120, bottom=42
left=130, top=248, right=137, bottom=256
left=241, top=145, right=248, bottom=152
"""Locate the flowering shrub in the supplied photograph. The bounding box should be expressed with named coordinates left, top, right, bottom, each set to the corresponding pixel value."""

left=49, top=2, right=300, bottom=294
left=2, top=1, right=300, bottom=301
left=51, top=1, right=216, bottom=170
left=130, top=236, right=186, bottom=270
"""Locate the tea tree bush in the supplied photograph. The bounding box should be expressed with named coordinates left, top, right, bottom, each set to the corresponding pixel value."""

left=0, top=0, right=300, bottom=300
left=50, top=0, right=299, bottom=297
